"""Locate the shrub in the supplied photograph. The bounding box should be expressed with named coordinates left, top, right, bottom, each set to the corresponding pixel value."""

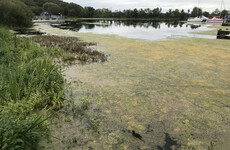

left=0, top=0, right=33, bottom=27
left=0, top=106, right=50, bottom=150
left=0, top=27, right=65, bottom=149
left=0, top=28, right=64, bottom=110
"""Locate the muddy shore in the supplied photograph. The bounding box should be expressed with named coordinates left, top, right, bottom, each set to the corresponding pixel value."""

left=34, top=22, right=230, bottom=150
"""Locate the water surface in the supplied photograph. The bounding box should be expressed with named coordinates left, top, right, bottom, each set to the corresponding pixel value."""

left=34, top=23, right=230, bottom=150
left=51, top=20, right=216, bottom=41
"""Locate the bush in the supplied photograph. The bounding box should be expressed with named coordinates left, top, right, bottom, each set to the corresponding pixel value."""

left=0, top=27, right=65, bottom=149
left=0, top=28, right=64, bottom=109
left=0, top=107, right=50, bottom=150
left=0, top=0, right=33, bottom=27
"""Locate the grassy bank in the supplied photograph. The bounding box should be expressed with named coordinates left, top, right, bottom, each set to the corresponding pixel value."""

left=0, top=27, right=65, bottom=149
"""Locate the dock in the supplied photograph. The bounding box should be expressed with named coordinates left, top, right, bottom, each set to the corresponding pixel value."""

left=217, top=29, right=230, bottom=39
left=222, top=20, right=230, bottom=26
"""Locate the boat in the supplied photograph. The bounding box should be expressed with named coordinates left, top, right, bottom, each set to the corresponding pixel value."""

left=187, top=0, right=208, bottom=22
left=187, top=16, right=208, bottom=22
left=222, top=15, right=230, bottom=26
left=206, top=0, right=226, bottom=23
left=206, top=16, right=225, bottom=23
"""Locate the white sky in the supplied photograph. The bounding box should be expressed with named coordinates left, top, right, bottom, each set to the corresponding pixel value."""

left=63, top=0, right=230, bottom=12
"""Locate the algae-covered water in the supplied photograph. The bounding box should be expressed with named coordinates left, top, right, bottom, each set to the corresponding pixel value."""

left=50, top=20, right=216, bottom=41
left=35, top=23, right=230, bottom=150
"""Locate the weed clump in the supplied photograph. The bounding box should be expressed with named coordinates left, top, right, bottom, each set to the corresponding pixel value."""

left=30, top=35, right=107, bottom=64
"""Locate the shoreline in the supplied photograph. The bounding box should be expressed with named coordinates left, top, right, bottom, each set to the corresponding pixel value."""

left=31, top=22, right=230, bottom=150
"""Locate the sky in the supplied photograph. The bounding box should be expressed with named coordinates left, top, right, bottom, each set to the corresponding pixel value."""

left=64, top=0, right=230, bottom=12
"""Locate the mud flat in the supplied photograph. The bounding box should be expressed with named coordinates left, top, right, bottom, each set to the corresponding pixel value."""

left=34, top=22, right=230, bottom=150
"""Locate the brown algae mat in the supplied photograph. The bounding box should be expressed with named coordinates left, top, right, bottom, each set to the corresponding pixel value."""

left=35, top=23, right=230, bottom=150
left=30, top=35, right=107, bottom=64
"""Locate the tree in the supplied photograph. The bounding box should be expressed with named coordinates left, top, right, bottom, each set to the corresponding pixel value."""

left=133, top=8, right=138, bottom=18
left=43, top=2, right=62, bottom=15
left=0, top=0, right=33, bottom=27
left=180, top=9, right=187, bottom=20
left=191, top=7, right=202, bottom=17
left=211, top=8, right=221, bottom=16
left=138, top=9, right=146, bottom=18
left=31, top=6, right=44, bottom=15
left=212, top=8, right=220, bottom=16
left=202, top=11, right=211, bottom=18
left=220, top=10, right=228, bottom=18
left=67, top=3, right=83, bottom=17
left=83, top=7, right=95, bottom=18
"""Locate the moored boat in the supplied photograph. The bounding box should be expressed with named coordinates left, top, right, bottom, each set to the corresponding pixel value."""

left=206, top=16, right=225, bottom=23
left=187, top=16, right=208, bottom=22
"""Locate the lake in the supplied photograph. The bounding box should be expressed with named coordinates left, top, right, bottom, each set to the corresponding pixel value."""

left=51, top=20, right=216, bottom=41
left=33, top=22, right=230, bottom=150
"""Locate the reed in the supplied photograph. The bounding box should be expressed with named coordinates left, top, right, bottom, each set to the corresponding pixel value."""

left=0, top=27, right=65, bottom=149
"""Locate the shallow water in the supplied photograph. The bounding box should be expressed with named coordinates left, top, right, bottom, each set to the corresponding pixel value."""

left=35, top=23, right=230, bottom=150
left=51, top=20, right=216, bottom=41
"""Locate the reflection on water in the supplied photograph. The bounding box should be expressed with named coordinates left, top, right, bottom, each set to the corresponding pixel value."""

left=51, top=20, right=215, bottom=41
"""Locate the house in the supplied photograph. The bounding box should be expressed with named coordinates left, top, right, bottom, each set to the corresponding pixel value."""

left=33, top=12, right=64, bottom=20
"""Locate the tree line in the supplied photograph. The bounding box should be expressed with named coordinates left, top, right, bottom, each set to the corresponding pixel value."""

left=0, top=0, right=229, bottom=27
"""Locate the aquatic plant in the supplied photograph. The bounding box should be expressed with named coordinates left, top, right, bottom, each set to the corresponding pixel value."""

left=30, top=35, right=107, bottom=63
left=87, top=117, right=101, bottom=133
left=62, top=52, right=76, bottom=62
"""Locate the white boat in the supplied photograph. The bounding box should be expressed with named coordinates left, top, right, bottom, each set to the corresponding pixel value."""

left=187, top=16, right=208, bottom=22
left=206, top=17, right=225, bottom=23
left=206, top=0, right=226, bottom=23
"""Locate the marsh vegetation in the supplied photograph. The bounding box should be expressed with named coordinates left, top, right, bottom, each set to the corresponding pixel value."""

left=0, top=27, right=65, bottom=149
left=30, top=35, right=107, bottom=64
left=36, top=23, right=230, bottom=149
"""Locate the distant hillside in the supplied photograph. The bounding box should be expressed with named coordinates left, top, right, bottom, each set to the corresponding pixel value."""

left=20, top=0, right=83, bottom=17
left=0, top=0, right=84, bottom=27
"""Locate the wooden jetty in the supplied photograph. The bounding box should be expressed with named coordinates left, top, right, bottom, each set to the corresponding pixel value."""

left=217, top=29, right=230, bottom=39
left=222, top=20, right=230, bottom=26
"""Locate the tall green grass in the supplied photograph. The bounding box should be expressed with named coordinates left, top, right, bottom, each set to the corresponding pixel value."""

left=0, top=27, right=65, bottom=149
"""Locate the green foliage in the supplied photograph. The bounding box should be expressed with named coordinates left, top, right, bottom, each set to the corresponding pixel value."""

left=191, top=7, right=202, bottom=17
left=62, top=53, right=76, bottom=62
left=0, top=107, right=50, bottom=150
left=220, top=10, right=229, bottom=18
left=0, top=28, right=64, bottom=109
left=67, top=3, right=83, bottom=17
left=208, top=141, right=216, bottom=150
left=0, top=0, right=33, bottom=27
left=0, top=27, right=65, bottom=149
left=31, top=6, right=44, bottom=15
left=87, top=118, right=101, bottom=133
left=72, top=96, right=91, bottom=116
left=43, top=2, right=62, bottom=15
